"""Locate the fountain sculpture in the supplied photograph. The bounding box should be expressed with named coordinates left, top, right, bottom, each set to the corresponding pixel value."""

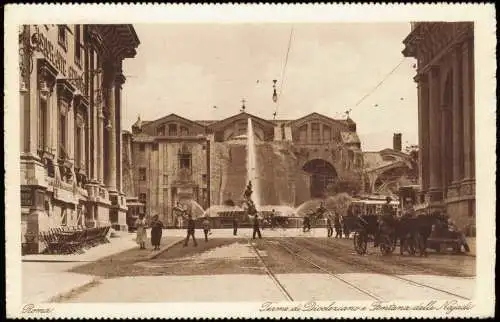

left=243, top=180, right=258, bottom=216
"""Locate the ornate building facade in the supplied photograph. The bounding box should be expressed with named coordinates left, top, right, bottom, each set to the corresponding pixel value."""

left=362, top=134, right=418, bottom=196
left=403, top=22, right=475, bottom=232
left=124, top=111, right=364, bottom=226
left=19, top=24, right=140, bottom=252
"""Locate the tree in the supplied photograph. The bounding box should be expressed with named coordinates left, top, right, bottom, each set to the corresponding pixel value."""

left=404, top=144, right=419, bottom=179
left=325, top=193, right=353, bottom=217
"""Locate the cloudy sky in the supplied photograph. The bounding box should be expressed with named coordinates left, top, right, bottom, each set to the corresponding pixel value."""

left=121, top=23, right=418, bottom=151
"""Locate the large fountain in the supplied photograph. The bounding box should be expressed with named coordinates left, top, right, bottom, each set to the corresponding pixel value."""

left=246, top=117, right=261, bottom=208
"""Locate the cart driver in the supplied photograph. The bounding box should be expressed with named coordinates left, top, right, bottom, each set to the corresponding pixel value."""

left=375, top=197, right=396, bottom=247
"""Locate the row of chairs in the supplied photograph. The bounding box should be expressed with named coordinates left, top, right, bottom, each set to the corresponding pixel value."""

left=39, top=226, right=111, bottom=255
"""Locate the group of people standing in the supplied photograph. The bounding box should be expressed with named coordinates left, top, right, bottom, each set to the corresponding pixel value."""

left=134, top=214, right=164, bottom=250
left=303, top=202, right=347, bottom=239
left=135, top=211, right=213, bottom=250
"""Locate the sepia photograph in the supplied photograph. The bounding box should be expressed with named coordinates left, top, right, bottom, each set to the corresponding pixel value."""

left=5, top=4, right=496, bottom=319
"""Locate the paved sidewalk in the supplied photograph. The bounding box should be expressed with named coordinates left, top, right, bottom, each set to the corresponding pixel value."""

left=22, top=234, right=183, bottom=303
left=22, top=232, right=138, bottom=263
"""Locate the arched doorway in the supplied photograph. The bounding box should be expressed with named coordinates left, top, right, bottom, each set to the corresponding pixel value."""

left=302, top=159, right=338, bottom=198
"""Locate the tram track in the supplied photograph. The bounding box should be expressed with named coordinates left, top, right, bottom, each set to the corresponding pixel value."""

left=274, top=239, right=383, bottom=301
left=292, top=237, right=472, bottom=301
left=247, top=239, right=294, bottom=301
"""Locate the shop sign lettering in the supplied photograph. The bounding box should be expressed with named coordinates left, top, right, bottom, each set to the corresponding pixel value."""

left=38, top=32, right=67, bottom=76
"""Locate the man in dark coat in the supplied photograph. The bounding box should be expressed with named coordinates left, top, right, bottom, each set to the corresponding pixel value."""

left=326, top=215, right=333, bottom=237
left=252, top=214, right=262, bottom=239
left=303, top=213, right=311, bottom=232
left=183, top=213, right=197, bottom=247
left=334, top=213, right=343, bottom=238
left=232, top=213, right=238, bottom=236
left=375, top=197, right=395, bottom=247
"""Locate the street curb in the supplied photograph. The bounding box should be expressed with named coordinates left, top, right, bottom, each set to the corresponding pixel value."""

left=146, top=238, right=184, bottom=261
left=46, top=277, right=102, bottom=303
left=22, top=259, right=95, bottom=263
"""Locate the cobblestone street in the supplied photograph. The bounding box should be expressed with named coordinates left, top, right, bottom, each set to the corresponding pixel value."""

left=53, top=230, right=474, bottom=302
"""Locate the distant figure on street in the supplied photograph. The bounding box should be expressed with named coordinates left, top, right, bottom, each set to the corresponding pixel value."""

left=316, top=202, right=327, bottom=216
left=326, top=214, right=333, bottom=237
left=150, top=214, right=164, bottom=251
left=174, top=202, right=186, bottom=229
left=270, top=209, right=276, bottom=230
left=334, top=213, right=343, bottom=238
left=381, top=197, right=395, bottom=218
left=303, top=212, right=312, bottom=232
left=232, top=214, right=238, bottom=236
left=183, top=213, right=198, bottom=247
left=135, top=214, right=147, bottom=250
left=252, top=214, right=262, bottom=239
left=202, top=215, right=211, bottom=242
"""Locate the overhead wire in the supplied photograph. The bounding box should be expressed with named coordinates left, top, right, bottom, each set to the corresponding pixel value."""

left=274, top=25, right=294, bottom=119
left=349, top=57, right=408, bottom=112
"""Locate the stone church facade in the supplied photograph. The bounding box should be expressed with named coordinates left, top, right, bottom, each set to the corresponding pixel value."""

left=123, top=111, right=364, bottom=226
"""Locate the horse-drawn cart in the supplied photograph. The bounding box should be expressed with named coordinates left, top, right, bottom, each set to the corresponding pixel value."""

left=426, top=223, right=465, bottom=254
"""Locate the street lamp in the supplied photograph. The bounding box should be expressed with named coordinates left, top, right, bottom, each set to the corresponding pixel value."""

left=19, top=25, right=42, bottom=94
left=272, top=80, right=278, bottom=103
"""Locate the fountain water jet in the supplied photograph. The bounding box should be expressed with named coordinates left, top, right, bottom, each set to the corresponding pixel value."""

left=247, top=118, right=261, bottom=207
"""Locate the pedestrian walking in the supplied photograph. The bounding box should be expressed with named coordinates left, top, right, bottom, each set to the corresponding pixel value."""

left=150, top=214, right=164, bottom=250
left=334, top=213, right=343, bottom=238
left=326, top=214, right=333, bottom=237
left=232, top=214, right=238, bottom=236
left=202, top=215, right=211, bottom=242
left=135, top=214, right=147, bottom=250
left=342, top=216, right=350, bottom=238
left=270, top=209, right=276, bottom=230
left=183, top=213, right=197, bottom=247
left=303, top=213, right=311, bottom=232
left=252, top=214, right=262, bottom=239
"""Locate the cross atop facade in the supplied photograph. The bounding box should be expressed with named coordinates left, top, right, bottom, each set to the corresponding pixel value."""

left=241, top=98, right=246, bottom=112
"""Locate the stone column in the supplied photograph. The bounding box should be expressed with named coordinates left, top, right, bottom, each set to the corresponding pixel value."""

left=415, top=73, right=429, bottom=190
left=68, top=100, right=75, bottom=164
left=115, top=74, right=126, bottom=193
left=462, top=40, right=473, bottom=180
left=105, top=65, right=117, bottom=192
left=427, top=66, right=442, bottom=202
left=93, top=49, right=102, bottom=183
left=46, top=86, right=55, bottom=156
left=98, top=106, right=104, bottom=183
left=452, top=46, right=464, bottom=183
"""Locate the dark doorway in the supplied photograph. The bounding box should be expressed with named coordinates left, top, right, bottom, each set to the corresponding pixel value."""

left=302, top=159, right=338, bottom=198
